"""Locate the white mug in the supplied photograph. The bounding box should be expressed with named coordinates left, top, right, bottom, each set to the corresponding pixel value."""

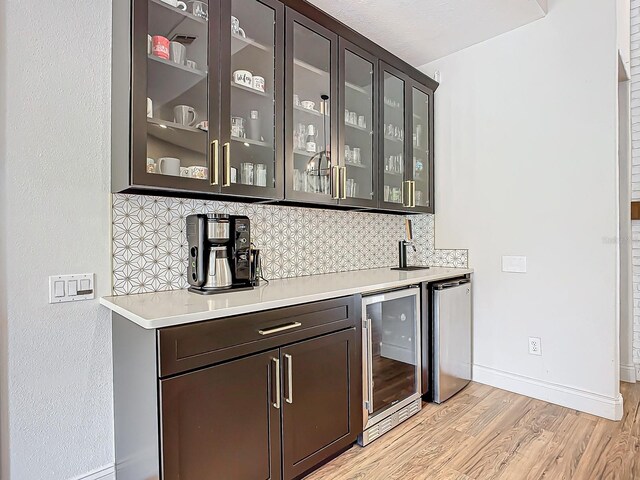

left=233, top=70, right=253, bottom=87
left=158, top=157, right=181, bottom=176
left=160, top=0, right=187, bottom=10
left=174, top=105, right=197, bottom=126
left=252, top=76, right=265, bottom=92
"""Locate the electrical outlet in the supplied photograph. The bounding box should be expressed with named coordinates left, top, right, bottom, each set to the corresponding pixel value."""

left=528, top=337, right=542, bottom=356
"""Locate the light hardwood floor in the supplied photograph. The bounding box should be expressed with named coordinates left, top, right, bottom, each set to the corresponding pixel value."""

left=305, top=382, right=640, bottom=480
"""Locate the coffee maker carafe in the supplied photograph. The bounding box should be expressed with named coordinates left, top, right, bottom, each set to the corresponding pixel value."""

left=186, top=213, right=255, bottom=294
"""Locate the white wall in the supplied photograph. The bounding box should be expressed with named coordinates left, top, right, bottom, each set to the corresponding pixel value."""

left=1, top=0, right=9, bottom=477
left=3, top=0, right=114, bottom=478
left=423, top=0, right=622, bottom=419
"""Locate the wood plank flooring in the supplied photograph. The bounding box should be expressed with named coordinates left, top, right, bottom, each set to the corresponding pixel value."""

left=305, top=382, right=640, bottom=480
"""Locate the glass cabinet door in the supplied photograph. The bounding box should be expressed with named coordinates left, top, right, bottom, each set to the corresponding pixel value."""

left=144, top=0, right=213, bottom=188
left=286, top=11, right=338, bottom=203
left=339, top=43, right=376, bottom=207
left=411, top=86, right=433, bottom=211
left=380, top=65, right=409, bottom=209
left=220, top=0, right=283, bottom=198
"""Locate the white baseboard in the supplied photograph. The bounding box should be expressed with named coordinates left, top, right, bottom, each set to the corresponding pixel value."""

left=621, top=363, right=637, bottom=383
left=473, top=364, right=623, bottom=421
left=70, top=464, right=115, bottom=480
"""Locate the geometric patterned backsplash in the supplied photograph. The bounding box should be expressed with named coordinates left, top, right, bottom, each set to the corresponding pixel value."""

left=111, top=193, right=468, bottom=295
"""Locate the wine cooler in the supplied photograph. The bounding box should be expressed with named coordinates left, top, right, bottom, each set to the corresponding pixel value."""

left=359, top=287, right=422, bottom=446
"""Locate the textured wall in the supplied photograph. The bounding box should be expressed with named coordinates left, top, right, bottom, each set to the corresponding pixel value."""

left=4, top=0, right=114, bottom=478
left=632, top=0, right=640, bottom=377
left=111, top=194, right=468, bottom=295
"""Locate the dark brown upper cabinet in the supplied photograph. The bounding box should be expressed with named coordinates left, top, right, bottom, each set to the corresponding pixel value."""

left=112, top=0, right=285, bottom=200
left=284, top=8, right=339, bottom=205
left=112, top=0, right=436, bottom=213
left=378, top=62, right=435, bottom=214
left=338, top=39, right=379, bottom=209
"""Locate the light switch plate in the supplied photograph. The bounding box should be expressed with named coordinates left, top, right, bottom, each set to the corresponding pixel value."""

left=49, top=274, right=95, bottom=303
left=502, top=256, right=527, bottom=273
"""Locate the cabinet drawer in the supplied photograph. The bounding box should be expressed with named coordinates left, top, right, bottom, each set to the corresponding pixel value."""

left=158, top=296, right=358, bottom=377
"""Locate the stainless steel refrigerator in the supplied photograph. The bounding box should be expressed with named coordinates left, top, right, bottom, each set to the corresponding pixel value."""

left=432, top=278, right=472, bottom=403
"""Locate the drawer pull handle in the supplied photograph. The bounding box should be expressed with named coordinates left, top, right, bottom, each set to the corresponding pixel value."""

left=258, top=322, right=302, bottom=335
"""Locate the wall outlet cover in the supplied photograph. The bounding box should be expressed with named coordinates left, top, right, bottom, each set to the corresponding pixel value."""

left=528, top=337, right=542, bottom=355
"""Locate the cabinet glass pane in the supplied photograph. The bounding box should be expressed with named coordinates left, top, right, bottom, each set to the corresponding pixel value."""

left=343, top=51, right=374, bottom=201
left=382, top=72, right=405, bottom=204
left=146, top=0, right=210, bottom=180
left=367, top=295, right=419, bottom=416
left=412, top=88, right=430, bottom=207
left=229, top=0, right=276, bottom=189
left=291, top=23, right=333, bottom=196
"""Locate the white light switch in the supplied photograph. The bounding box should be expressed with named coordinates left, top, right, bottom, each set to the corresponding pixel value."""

left=502, top=256, right=527, bottom=273
left=49, top=274, right=95, bottom=304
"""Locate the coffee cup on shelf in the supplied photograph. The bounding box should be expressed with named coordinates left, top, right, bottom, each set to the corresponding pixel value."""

left=173, top=105, right=198, bottom=126
left=301, top=100, right=315, bottom=110
left=231, top=16, right=246, bottom=37
left=186, top=59, right=197, bottom=69
left=160, top=0, right=187, bottom=9
left=196, top=120, right=209, bottom=131
left=152, top=36, right=170, bottom=59
left=158, top=157, right=181, bottom=176
left=188, top=166, right=208, bottom=179
left=233, top=70, right=253, bottom=87
left=252, top=76, right=265, bottom=92
left=170, top=41, right=186, bottom=65
left=180, top=167, right=190, bottom=177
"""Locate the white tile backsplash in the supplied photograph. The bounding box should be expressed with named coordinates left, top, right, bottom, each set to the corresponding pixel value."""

left=110, top=193, right=467, bottom=295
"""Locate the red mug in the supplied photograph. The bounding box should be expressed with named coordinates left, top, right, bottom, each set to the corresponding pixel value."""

left=152, top=36, right=170, bottom=60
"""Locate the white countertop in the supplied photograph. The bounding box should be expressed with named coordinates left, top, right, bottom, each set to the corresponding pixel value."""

left=100, top=267, right=473, bottom=329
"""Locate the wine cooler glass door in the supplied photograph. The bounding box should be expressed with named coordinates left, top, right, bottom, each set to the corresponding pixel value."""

left=364, top=288, right=421, bottom=424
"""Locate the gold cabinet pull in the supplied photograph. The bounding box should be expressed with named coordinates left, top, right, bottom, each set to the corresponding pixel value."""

left=341, top=166, right=347, bottom=199
left=210, top=140, right=219, bottom=186
left=411, top=181, right=416, bottom=207
left=222, top=142, right=231, bottom=187
left=402, top=180, right=411, bottom=207
left=331, top=166, right=340, bottom=199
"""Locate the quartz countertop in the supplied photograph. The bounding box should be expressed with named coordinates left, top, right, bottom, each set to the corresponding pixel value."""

left=100, top=266, right=473, bottom=329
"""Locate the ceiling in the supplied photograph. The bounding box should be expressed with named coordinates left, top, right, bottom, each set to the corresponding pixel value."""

left=305, top=0, right=547, bottom=67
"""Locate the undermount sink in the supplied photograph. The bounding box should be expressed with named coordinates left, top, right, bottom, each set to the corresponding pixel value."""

left=391, top=266, right=431, bottom=271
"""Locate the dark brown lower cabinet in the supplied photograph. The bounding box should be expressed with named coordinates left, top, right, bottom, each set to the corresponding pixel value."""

left=112, top=296, right=361, bottom=480
left=281, top=328, right=358, bottom=480
left=160, top=349, right=282, bottom=480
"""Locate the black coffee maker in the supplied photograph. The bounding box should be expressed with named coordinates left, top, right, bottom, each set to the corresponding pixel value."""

left=186, top=213, right=255, bottom=294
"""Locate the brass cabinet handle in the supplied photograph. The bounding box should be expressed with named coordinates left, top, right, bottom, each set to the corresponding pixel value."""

left=331, top=166, right=340, bottom=199
left=411, top=181, right=416, bottom=207
left=402, top=180, right=411, bottom=207
left=341, top=166, right=347, bottom=199
left=272, top=357, right=280, bottom=409
left=210, top=140, right=219, bottom=186
left=258, top=322, right=302, bottom=335
left=284, top=354, right=293, bottom=404
left=222, top=142, right=231, bottom=187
